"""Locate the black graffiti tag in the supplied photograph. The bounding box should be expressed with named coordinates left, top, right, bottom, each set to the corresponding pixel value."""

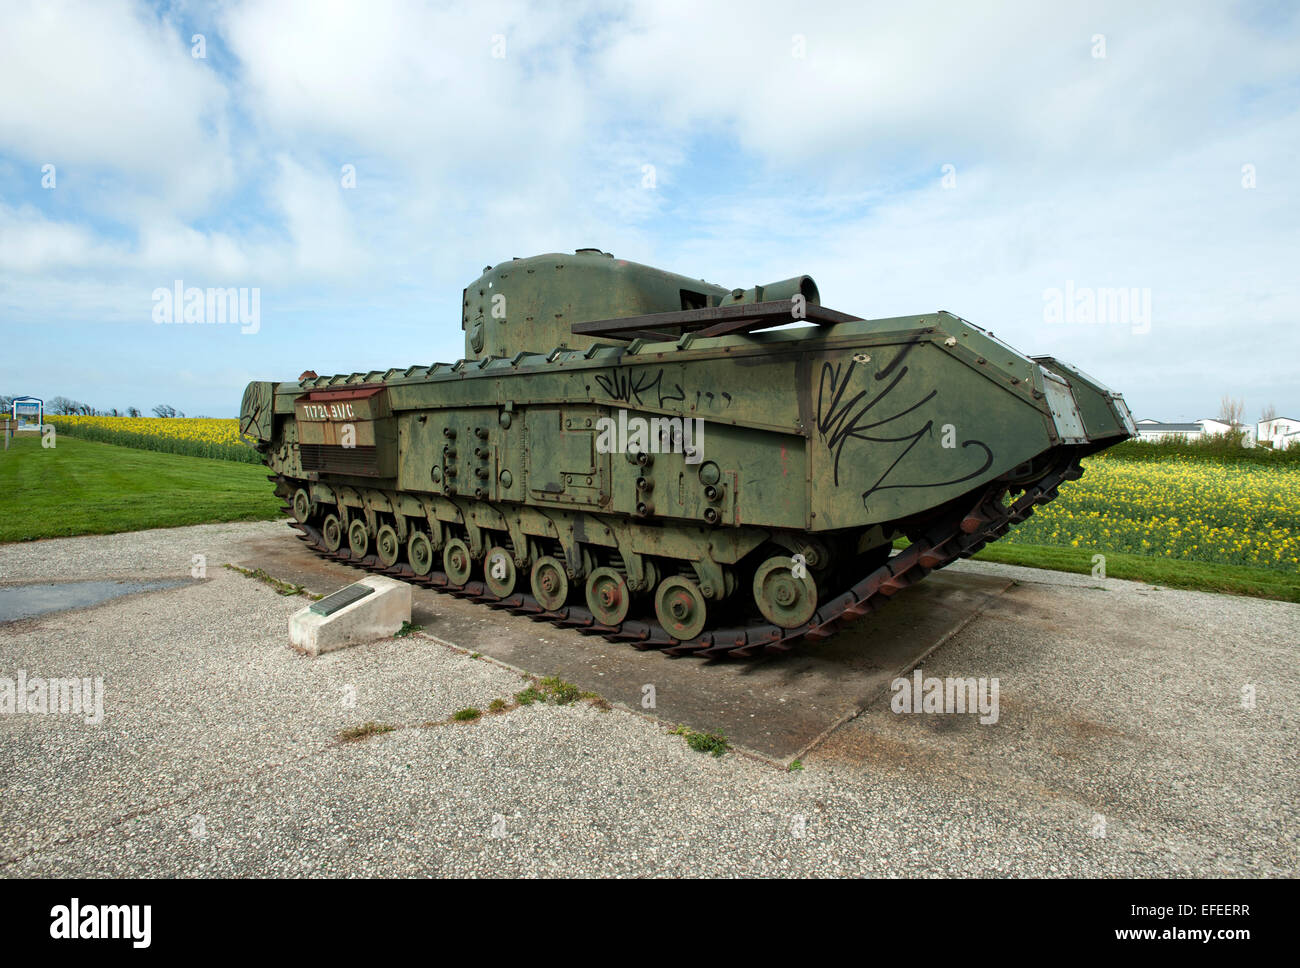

left=595, top=367, right=686, bottom=408
left=815, top=340, right=994, bottom=505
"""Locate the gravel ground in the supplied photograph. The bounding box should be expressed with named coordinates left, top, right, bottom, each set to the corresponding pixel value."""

left=0, top=522, right=1295, bottom=877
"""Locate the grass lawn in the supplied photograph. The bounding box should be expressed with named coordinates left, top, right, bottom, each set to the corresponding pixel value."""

left=968, top=542, right=1300, bottom=604
left=2, top=432, right=1295, bottom=604
left=0, top=434, right=282, bottom=543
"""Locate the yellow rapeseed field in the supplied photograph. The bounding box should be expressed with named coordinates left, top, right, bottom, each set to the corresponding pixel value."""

left=1004, top=454, right=1300, bottom=571
left=46, top=415, right=259, bottom=463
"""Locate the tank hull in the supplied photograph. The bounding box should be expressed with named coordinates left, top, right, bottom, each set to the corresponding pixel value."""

left=241, top=261, right=1133, bottom=655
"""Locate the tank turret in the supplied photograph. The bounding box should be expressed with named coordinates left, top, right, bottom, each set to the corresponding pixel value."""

left=461, top=248, right=818, bottom=361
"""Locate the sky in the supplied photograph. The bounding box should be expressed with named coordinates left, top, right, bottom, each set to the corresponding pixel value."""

left=1, top=0, right=1297, bottom=421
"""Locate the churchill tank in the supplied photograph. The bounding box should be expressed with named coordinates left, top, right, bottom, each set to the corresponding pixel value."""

left=240, top=248, right=1135, bottom=657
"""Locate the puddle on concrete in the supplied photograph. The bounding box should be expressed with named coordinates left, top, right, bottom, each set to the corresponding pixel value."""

left=0, top=579, right=189, bottom=623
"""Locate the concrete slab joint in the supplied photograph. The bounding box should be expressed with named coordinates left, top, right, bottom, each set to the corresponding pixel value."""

left=289, top=576, right=411, bottom=656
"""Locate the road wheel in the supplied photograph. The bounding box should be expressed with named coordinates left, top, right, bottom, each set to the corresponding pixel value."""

left=347, top=519, right=369, bottom=559
left=407, top=531, right=434, bottom=576
left=443, top=538, right=473, bottom=586
left=322, top=514, right=343, bottom=552
left=530, top=556, right=568, bottom=611
left=484, top=546, right=517, bottom=598
left=753, top=555, right=818, bottom=628
left=586, top=567, right=631, bottom=626
left=655, top=575, right=707, bottom=641
left=375, top=524, right=400, bottom=567
left=291, top=487, right=312, bottom=523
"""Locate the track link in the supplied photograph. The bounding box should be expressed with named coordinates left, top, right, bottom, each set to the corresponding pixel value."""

left=276, top=453, right=1082, bottom=658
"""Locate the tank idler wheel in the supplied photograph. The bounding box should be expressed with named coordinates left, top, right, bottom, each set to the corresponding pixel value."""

left=291, top=488, right=313, bottom=523
left=347, top=519, right=370, bottom=559
left=408, top=531, right=434, bottom=576
left=375, top=524, right=400, bottom=568
left=531, top=556, right=569, bottom=611
left=655, top=576, right=707, bottom=641
left=443, top=538, right=473, bottom=586
left=753, top=555, right=819, bottom=629
left=322, top=514, right=343, bottom=553
left=484, top=545, right=517, bottom=598
left=586, top=567, right=631, bottom=627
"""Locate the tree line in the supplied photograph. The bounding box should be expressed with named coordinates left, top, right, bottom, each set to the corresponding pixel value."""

left=1, top=395, right=189, bottom=418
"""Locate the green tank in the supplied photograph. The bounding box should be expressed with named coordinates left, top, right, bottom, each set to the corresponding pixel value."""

left=240, top=248, right=1134, bottom=656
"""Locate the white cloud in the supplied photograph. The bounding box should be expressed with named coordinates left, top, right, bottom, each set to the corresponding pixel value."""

left=219, top=0, right=596, bottom=175
left=0, top=0, right=233, bottom=216
left=1, top=154, right=368, bottom=284
left=0, top=0, right=1297, bottom=418
left=596, top=0, right=1300, bottom=176
left=0, top=204, right=115, bottom=272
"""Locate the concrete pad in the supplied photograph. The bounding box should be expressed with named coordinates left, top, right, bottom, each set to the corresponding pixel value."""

left=235, top=530, right=1011, bottom=761
left=289, top=575, right=411, bottom=656
left=3, top=522, right=1295, bottom=877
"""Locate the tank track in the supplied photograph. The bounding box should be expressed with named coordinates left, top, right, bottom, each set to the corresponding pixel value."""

left=274, top=451, right=1082, bottom=658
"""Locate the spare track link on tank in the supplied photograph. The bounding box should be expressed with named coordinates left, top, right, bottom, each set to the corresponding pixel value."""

left=271, top=449, right=1082, bottom=659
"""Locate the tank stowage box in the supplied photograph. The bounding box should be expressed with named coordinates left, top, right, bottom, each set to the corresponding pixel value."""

left=241, top=249, right=1135, bottom=657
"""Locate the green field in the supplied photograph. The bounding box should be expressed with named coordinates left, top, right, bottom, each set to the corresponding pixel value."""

left=0, top=435, right=282, bottom=543
left=1, top=432, right=1295, bottom=603
left=968, top=542, right=1299, bottom=602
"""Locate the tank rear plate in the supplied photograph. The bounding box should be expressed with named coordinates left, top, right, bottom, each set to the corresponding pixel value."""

left=294, top=385, right=396, bottom=477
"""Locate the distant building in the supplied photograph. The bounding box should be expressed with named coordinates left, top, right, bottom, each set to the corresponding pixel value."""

left=1258, top=416, right=1300, bottom=450
left=1133, top=414, right=1300, bottom=449
left=1197, top=418, right=1256, bottom=446
left=1134, top=419, right=1204, bottom=441
left=1134, top=417, right=1257, bottom=446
